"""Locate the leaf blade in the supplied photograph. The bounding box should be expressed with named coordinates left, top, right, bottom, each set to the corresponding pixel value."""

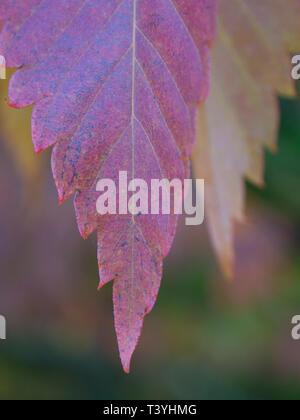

left=0, top=0, right=216, bottom=370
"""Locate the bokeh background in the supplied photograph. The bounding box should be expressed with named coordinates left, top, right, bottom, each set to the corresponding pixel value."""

left=0, top=72, right=300, bottom=400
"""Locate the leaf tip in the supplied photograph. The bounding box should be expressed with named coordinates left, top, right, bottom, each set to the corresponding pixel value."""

left=58, top=195, right=64, bottom=206
left=34, top=146, right=44, bottom=155
left=57, top=189, right=68, bottom=205
left=223, top=265, right=234, bottom=282
left=78, top=225, right=88, bottom=240
left=122, top=360, right=131, bottom=374
left=218, top=249, right=235, bottom=281
left=97, top=281, right=104, bottom=291
left=119, top=348, right=134, bottom=374
left=269, top=143, right=279, bottom=154
left=254, top=178, right=266, bottom=189
left=5, top=97, right=19, bottom=109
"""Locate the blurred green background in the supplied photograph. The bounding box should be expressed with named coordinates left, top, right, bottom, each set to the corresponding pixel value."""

left=0, top=85, right=300, bottom=400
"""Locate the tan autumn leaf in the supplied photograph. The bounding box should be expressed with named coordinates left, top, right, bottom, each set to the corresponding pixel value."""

left=193, top=0, right=300, bottom=278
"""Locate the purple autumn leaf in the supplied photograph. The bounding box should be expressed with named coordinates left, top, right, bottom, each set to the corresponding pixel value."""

left=0, top=0, right=217, bottom=372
